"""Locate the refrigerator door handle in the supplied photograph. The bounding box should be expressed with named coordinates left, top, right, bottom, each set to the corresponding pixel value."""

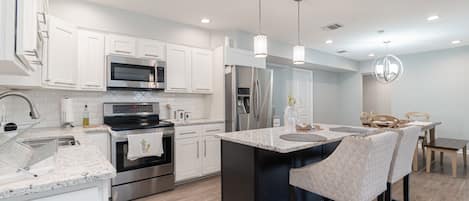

left=255, top=79, right=261, bottom=120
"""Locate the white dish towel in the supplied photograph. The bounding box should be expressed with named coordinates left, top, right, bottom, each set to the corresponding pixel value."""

left=127, top=132, right=164, bottom=161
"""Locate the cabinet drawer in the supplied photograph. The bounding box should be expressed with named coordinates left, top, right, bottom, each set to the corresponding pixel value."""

left=175, top=125, right=203, bottom=139
left=203, top=123, right=225, bottom=135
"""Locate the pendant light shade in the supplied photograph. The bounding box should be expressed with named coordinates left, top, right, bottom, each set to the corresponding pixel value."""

left=254, top=34, right=268, bottom=58
left=293, top=0, right=304, bottom=65
left=293, top=45, right=305, bottom=64
left=373, top=54, right=403, bottom=83
left=254, top=0, right=267, bottom=58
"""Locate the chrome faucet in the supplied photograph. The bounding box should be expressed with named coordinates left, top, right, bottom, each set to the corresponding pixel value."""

left=0, top=90, right=40, bottom=119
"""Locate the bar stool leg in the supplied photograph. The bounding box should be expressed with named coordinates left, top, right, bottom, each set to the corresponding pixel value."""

left=403, top=174, right=410, bottom=201
left=385, top=183, right=392, bottom=201
left=378, top=193, right=385, bottom=201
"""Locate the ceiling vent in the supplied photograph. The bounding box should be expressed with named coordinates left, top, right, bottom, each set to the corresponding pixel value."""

left=336, top=50, right=348, bottom=54
left=322, top=23, right=343, bottom=31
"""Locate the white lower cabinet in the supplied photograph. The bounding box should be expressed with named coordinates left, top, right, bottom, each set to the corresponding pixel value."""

left=202, top=135, right=221, bottom=175
left=33, top=187, right=100, bottom=201
left=175, top=123, right=224, bottom=182
left=175, top=137, right=202, bottom=181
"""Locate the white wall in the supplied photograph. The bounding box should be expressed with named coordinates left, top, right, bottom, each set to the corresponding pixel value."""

left=359, top=45, right=469, bottom=140
left=49, top=0, right=212, bottom=48
left=0, top=90, right=208, bottom=128
left=268, top=64, right=340, bottom=124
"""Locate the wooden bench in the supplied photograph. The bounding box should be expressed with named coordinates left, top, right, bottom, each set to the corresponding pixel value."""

left=425, top=138, right=468, bottom=177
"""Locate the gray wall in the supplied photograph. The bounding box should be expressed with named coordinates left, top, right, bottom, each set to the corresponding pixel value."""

left=360, top=45, right=469, bottom=140
left=337, top=72, right=363, bottom=126
left=362, top=75, right=392, bottom=114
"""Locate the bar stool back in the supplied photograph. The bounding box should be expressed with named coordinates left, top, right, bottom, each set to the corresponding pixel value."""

left=289, top=132, right=398, bottom=201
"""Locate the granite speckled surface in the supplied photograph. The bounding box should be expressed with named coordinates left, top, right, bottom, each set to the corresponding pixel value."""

left=216, top=124, right=379, bottom=153
left=0, top=126, right=115, bottom=199
left=170, top=119, right=224, bottom=127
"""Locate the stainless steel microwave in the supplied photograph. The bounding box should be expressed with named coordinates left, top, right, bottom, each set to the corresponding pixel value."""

left=107, top=55, right=165, bottom=90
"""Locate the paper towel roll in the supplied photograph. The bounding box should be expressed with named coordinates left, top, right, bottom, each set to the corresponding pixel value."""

left=61, top=98, right=74, bottom=124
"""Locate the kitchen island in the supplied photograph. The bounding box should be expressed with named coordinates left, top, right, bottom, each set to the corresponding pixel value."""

left=217, top=124, right=378, bottom=201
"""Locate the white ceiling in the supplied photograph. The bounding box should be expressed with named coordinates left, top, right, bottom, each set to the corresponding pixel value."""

left=84, top=0, right=469, bottom=61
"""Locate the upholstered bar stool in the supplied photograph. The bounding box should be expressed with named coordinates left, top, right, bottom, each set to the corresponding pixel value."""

left=381, top=126, right=421, bottom=201
left=289, top=132, right=398, bottom=201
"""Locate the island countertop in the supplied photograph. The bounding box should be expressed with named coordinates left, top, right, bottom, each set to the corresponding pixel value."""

left=216, top=124, right=378, bottom=153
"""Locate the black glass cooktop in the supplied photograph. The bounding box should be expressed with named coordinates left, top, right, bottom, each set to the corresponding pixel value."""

left=104, top=115, right=174, bottom=131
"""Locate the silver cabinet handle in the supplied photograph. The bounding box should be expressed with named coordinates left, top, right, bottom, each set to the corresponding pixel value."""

left=206, top=129, right=221, bottom=133
left=85, top=84, right=101, bottom=87
left=24, top=50, right=38, bottom=57
left=197, top=141, right=200, bottom=158
left=37, top=12, right=46, bottom=24
left=204, top=140, right=207, bottom=157
left=180, top=131, right=196, bottom=135
left=54, top=81, right=76, bottom=86
left=115, top=50, right=132, bottom=54
left=144, top=54, right=159, bottom=58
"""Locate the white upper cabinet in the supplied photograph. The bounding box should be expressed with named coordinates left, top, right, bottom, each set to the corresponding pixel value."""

left=106, top=34, right=137, bottom=56
left=137, top=39, right=165, bottom=60
left=166, top=44, right=192, bottom=93
left=191, top=48, right=213, bottom=93
left=78, top=30, right=106, bottom=91
left=224, top=47, right=266, bottom=69
left=44, top=16, right=78, bottom=89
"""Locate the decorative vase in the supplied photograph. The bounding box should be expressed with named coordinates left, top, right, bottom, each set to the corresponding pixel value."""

left=284, top=96, right=297, bottom=132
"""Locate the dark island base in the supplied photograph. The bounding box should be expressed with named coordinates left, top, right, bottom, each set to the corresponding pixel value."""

left=221, top=140, right=340, bottom=201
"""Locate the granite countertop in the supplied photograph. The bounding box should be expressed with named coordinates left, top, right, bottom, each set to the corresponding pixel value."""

left=169, top=119, right=224, bottom=127
left=216, top=124, right=378, bottom=153
left=0, top=125, right=116, bottom=199
left=0, top=145, right=116, bottom=199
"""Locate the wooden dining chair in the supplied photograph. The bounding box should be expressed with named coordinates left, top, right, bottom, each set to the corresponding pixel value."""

left=406, top=112, right=431, bottom=162
left=370, top=115, right=400, bottom=128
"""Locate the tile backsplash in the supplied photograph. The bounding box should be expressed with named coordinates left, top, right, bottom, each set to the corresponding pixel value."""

left=0, top=89, right=208, bottom=128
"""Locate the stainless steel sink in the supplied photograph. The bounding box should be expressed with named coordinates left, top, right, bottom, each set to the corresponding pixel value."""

left=20, top=136, right=80, bottom=148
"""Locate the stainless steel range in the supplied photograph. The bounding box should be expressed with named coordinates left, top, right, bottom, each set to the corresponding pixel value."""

left=104, top=102, right=175, bottom=201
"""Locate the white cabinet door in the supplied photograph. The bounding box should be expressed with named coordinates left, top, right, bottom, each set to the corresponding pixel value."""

left=33, top=187, right=100, bottom=201
left=137, top=39, right=165, bottom=60
left=202, top=135, right=221, bottom=175
left=166, top=44, right=191, bottom=93
left=78, top=30, right=106, bottom=91
left=175, top=137, right=202, bottom=182
left=15, top=0, right=41, bottom=71
left=106, top=34, right=136, bottom=56
left=191, top=48, right=213, bottom=94
left=45, top=16, right=78, bottom=89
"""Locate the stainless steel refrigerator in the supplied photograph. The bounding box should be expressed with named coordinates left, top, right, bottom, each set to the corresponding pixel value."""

left=225, top=65, right=273, bottom=132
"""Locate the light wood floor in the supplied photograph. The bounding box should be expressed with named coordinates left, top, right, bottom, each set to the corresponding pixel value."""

left=138, top=153, right=469, bottom=201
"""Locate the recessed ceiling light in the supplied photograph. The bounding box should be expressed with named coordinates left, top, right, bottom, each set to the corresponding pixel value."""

left=201, top=18, right=211, bottom=24
left=451, top=40, right=461, bottom=44
left=427, top=15, right=439, bottom=21
left=368, top=53, right=375, bottom=57
left=325, top=40, right=333, bottom=44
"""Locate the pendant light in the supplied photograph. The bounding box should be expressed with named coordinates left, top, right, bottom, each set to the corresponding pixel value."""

left=254, top=0, right=267, bottom=58
left=293, top=0, right=305, bottom=64
left=373, top=41, right=404, bottom=83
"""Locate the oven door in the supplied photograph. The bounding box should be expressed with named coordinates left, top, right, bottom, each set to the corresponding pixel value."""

left=107, top=56, right=159, bottom=90
left=111, top=128, right=174, bottom=186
